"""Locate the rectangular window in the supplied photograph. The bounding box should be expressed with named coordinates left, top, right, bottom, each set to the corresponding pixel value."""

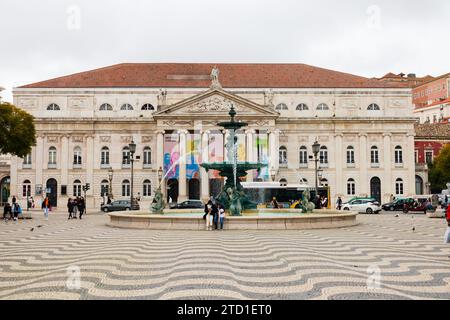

left=346, top=150, right=355, bottom=164
left=425, top=151, right=433, bottom=164
left=299, top=150, right=308, bottom=165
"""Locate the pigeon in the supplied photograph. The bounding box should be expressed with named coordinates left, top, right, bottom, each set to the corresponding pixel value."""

left=395, top=214, right=399, bottom=218
left=30, top=228, right=34, bottom=232
left=412, top=227, right=416, bottom=232
left=37, top=225, right=43, bottom=228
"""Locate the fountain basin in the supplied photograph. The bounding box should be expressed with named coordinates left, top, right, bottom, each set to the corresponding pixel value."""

left=107, top=210, right=358, bottom=230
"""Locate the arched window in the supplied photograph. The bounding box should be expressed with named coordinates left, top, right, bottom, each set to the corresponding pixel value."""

left=101, top=147, right=110, bottom=166
left=143, top=147, right=152, bottom=166
left=320, top=178, right=329, bottom=187
left=367, top=103, right=381, bottom=111
left=347, top=178, right=356, bottom=195
left=100, top=180, right=109, bottom=197
left=22, top=180, right=31, bottom=197
left=279, top=178, right=288, bottom=186
left=346, top=146, right=355, bottom=164
left=23, top=153, right=32, bottom=166
left=143, top=179, right=152, bottom=197
left=122, top=179, right=130, bottom=197
left=48, top=147, right=57, bottom=167
left=395, top=178, right=404, bottom=195
left=300, top=178, right=308, bottom=184
left=395, top=146, right=403, bottom=164
left=141, top=104, right=155, bottom=111
left=275, top=103, right=288, bottom=111
left=99, top=103, right=113, bottom=111
left=299, top=146, right=308, bottom=165
left=120, top=103, right=134, bottom=111
left=47, top=103, right=60, bottom=111
left=316, top=103, right=329, bottom=110
left=319, top=146, right=328, bottom=164
left=370, top=146, right=379, bottom=164
left=122, top=147, right=131, bottom=166
left=73, top=180, right=82, bottom=197
left=73, top=147, right=82, bottom=166
left=279, top=146, right=288, bottom=165
left=296, top=103, right=309, bottom=111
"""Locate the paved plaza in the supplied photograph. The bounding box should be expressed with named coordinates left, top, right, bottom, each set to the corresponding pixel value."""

left=0, top=211, right=449, bottom=300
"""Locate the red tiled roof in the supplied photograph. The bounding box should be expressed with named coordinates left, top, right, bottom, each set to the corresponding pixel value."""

left=415, top=123, right=450, bottom=139
left=416, top=97, right=450, bottom=109
left=19, top=63, right=404, bottom=89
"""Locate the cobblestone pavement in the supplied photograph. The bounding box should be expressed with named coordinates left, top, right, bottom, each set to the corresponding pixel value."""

left=0, top=212, right=449, bottom=300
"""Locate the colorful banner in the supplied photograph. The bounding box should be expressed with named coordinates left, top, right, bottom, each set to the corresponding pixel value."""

left=254, top=132, right=269, bottom=180
left=208, top=132, right=224, bottom=178
left=163, top=134, right=179, bottom=179
left=186, top=133, right=201, bottom=179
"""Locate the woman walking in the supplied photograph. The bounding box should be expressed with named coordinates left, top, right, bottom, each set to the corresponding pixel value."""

left=42, top=197, right=50, bottom=220
left=204, top=200, right=213, bottom=231
left=78, top=197, right=85, bottom=219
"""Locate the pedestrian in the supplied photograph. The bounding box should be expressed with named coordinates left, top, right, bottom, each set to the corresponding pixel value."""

left=67, top=198, right=74, bottom=219
left=42, top=197, right=50, bottom=220
left=271, top=197, right=279, bottom=209
left=444, top=205, right=450, bottom=254
left=13, top=203, right=22, bottom=222
left=389, top=194, right=394, bottom=202
left=322, top=196, right=328, bottom=209
left=212, top=202, right=219, bottom=230
left=107, top=197, right=112, bottom=204
left=72, top=198, right=78, bottom=219
left=219, top=205, right=225, bottom=230
left=78, top=197, right=85, bottom=219
left=204, top=200, right=213, bottom=231
left=30, top=196, right=35, bottom=208
left=3, top=203, right=12, bottom=221
left=336, top=197, right=343, bottom=210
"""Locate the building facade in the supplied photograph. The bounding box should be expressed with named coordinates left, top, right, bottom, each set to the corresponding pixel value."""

left=11, top=63, right=416, bottom=209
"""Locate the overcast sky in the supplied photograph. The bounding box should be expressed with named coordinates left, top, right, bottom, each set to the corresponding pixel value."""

left=1, top=0, right=449, bottom=102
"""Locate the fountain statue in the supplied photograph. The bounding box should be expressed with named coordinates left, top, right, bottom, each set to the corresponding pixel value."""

left=299, top=188, right=315, bottom=213
left=200, top=104, right=267, bottom=216
left=151, top=186, right=165, bottom=214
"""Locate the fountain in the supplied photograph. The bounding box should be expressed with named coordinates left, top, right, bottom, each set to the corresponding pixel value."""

left=200, top=104, right=266, bottom=216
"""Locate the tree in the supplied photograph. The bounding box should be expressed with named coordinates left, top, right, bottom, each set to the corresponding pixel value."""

left=428, top=143, right=450, bottom=193
left=0, top=102, right=36, bottom=158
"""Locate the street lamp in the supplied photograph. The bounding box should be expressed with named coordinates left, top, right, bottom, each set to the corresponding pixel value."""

left=311, top=141, right=321, bottom=199
left=129, top=140, right=137, bottom=208
left=158, top=166, right=163, bottom=184
left=108, top=167, right=114, bottom=200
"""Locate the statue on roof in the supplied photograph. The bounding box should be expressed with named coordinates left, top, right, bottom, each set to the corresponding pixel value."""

left=157, top=88, right=167, bottom=106
left=210, top=66, right=222, bottom=89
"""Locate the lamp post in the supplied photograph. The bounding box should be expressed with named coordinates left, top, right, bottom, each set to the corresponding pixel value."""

left=312, top=141, right=321, bottom=199
left=158, top=166, right=163, bottom=185
left=129, top=140, right=137, bottom=208
left=108, top=168, right=114, bottom=200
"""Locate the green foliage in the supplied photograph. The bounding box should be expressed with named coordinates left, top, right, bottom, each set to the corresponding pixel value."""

left=428, top=144, right=450, bottom=193
left=0, top=102, right=36, bottom=158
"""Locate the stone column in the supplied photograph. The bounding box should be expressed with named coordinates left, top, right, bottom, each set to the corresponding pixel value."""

left=200, top=130, right=210, bottom=202
left=155, top=130, right=165, bottom=199
left=359, top=134, right=368, bottom=197
left=406, top=134, right=416, bottom=196
left=61, top=135, right=69, bottom=186
left=245, top=129, right=254, bottom=182
left=335, top=134, right=343, bottom=197
left=269, top=129, right=280, bottom=172
left=35, top=135, right=44, bottom=201
left=383, top=133, right=392, bottom=202
left=9, top=156, right=18, bottom=203
left=178, top=130, right=188, bottom=202
left=86, top=135, right=94, bottom=208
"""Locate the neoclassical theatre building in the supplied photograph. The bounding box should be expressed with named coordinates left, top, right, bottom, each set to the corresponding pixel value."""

left=11, top=63, right=416, bottom=209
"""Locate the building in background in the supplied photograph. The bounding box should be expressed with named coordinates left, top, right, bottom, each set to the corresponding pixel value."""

left=376, top=72, right=433, bottom=88
left=414, top=122, right=450, bottom=194
left=413, top=73, right=450, bottom=124
left=10, top=63, right=416, bottom=209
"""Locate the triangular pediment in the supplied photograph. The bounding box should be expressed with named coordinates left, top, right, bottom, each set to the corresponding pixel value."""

left=153, top=89, right=279, bottom=119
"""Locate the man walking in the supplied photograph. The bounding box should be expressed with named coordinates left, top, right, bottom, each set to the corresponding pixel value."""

left=336, top=197, right=343, bottom=210
left=42, top=197, right=50, bottom=220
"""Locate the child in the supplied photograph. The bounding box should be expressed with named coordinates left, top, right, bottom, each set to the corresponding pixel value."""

left=219, top=205, right=225, bottom=230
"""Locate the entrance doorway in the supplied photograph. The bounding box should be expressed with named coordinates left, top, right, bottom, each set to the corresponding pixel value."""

left=188, top=178, right=200, bottom=200
left=370, top=177, right=381, bottom=203
left=0, top=176, right=10, bottom=206
left=167, top=178, right=179, bottom=203
left=415, top=175, right=424, bottom=195
left=46, top=178, right=58, bottom=207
